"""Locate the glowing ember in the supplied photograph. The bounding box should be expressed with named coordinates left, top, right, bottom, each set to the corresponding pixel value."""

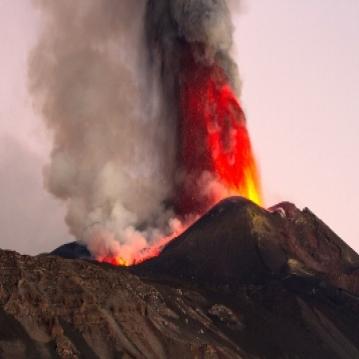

left=101, top=256, right=128, bottom=267
left=95, top=217, right=195, bottom=267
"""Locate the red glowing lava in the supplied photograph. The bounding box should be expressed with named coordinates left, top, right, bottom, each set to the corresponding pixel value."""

left=176, top=50, right=262, bottom=215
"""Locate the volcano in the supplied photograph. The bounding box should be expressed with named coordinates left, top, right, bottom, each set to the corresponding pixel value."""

left=1, top=197, right=359, bottom=358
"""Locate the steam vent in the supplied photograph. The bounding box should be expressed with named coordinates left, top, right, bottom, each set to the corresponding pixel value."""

left=1, top=197, right=359, bottom=358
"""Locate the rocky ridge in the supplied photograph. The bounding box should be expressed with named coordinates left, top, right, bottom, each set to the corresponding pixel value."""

left=1, top=197, right=359, bottom=358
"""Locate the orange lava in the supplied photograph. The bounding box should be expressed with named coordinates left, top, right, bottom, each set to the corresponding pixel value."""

left=177, top=51, right=262, bottom=215
left=101, top=256, right=128, bottom=267
left=96, top=218, right=194, bottom=267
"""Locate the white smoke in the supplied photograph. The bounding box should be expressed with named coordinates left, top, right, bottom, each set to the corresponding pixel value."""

left=29, top=0, right=178, bottom=261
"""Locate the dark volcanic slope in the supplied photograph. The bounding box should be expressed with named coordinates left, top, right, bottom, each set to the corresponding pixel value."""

left=135, top=197, right=359, bottom=294
left=1, top=197, right=359, bottom=359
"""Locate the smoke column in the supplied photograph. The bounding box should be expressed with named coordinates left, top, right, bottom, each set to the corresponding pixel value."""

left=29, top=0, right=262, bottom=265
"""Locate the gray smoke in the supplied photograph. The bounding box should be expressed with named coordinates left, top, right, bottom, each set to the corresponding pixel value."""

left=29, top=0, right=178, bottom=260
left=146, top=0, right=241, bottom=101
left=29, top=0, right=240, bottom=261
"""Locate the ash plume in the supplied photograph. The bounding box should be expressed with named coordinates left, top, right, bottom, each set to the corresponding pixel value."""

left=29, top=0, right=249, bottom=263
left=146, top=0, right=241, bottom=102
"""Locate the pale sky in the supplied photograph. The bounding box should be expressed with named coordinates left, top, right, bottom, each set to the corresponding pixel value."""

left=0, top=0, right=358, bottom=254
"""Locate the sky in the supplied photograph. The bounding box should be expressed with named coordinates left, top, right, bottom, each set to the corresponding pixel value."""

left=0, top=0, right=358, bottom=254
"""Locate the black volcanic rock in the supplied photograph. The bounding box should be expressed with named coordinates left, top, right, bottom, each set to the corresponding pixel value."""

left=135, top=197, right=359, bottom=295
left=51, top=241, right=92, bottom=260
left=1, top=197, right=359, bottom=358
left=134, top=197, right=287, bottom=286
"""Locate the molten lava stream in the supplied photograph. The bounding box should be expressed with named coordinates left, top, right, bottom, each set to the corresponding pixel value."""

left=178, top=60, right=262, bottom=215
